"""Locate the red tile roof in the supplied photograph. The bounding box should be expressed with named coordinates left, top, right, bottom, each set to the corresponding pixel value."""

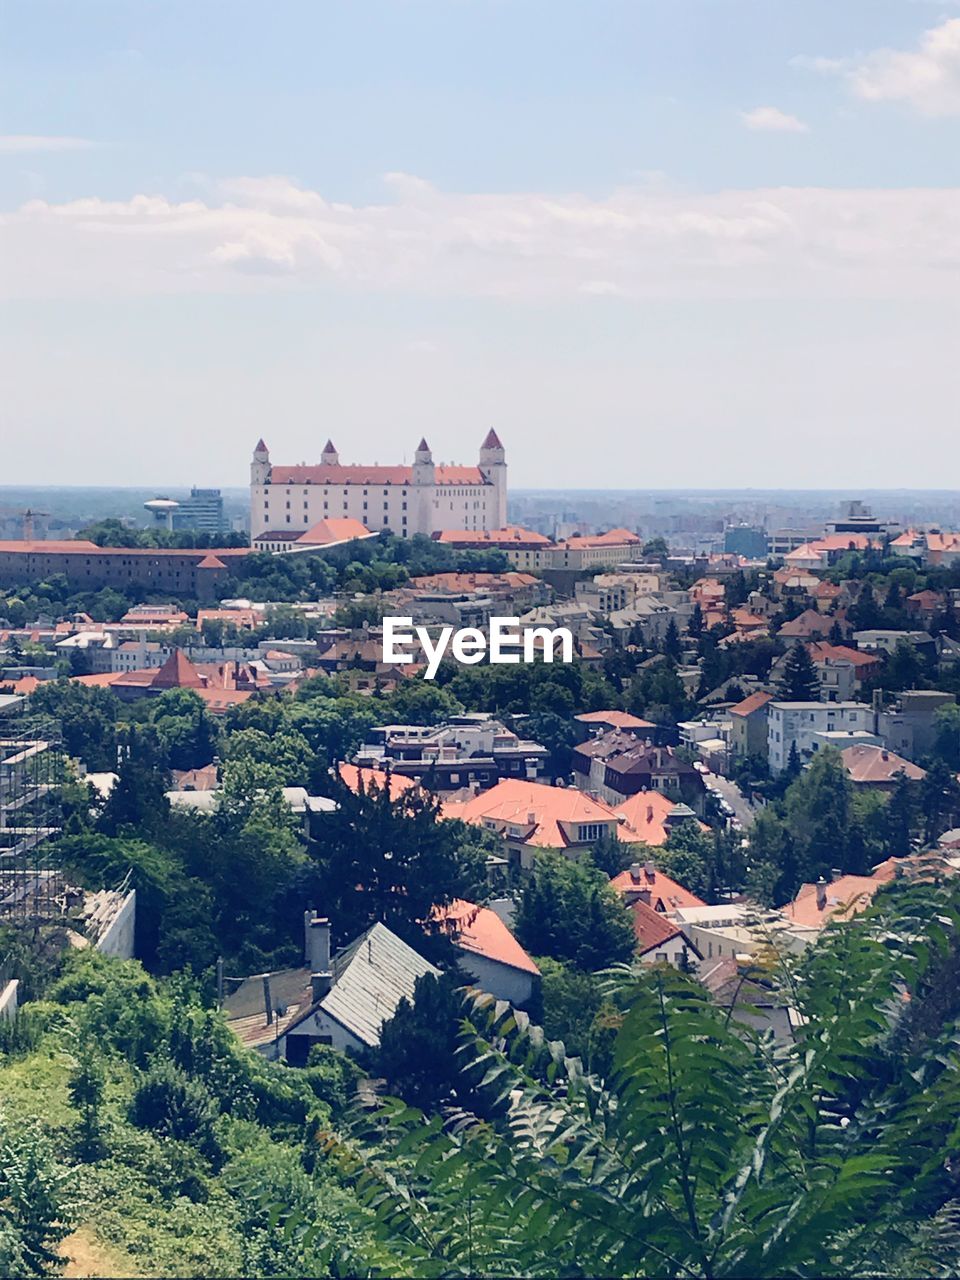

left=729, top=691, right=773, bottom=718
left=629, top=898, right=685, bottom=955
left=338, top=762, right=419, bottom=800
left=610, top=863, right=706, bottom=913
left=575, top=710, right=656, bottom=731
left=433, top=899, right=539, bottom=975
left=433, top=526, right=553, bottom=547
left=151, top=650, right=204, bottom=689
left=442, top=778, right=619, bottom=849
left=840, top=744, right=925, bottom=785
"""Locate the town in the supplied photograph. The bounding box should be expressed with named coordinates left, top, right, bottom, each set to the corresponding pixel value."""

left=3, top=433, right=960, bottom=1274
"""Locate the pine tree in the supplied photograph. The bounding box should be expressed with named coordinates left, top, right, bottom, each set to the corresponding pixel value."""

left=780, top=642, right=820, bottom=701
left=663, top=618, right=683, bottom=661
left=886, top=770, right=917, bottom=855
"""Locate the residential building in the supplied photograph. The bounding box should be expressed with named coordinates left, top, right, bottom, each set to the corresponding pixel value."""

left=226, top=918, right=439, bottom=1064
left=571, top=730, right=705, bottom=810
left=781, top=861, right=901, bottom=932
left=628, top=897, right=701, bottom=967
left=767, top=701, right=876, bottom=772
left=73, top=649, right=271, bottom=711
left=432, top=526, right=554, bottom=571
left=433, top=898, right=540, bottom=1005
left=352, top=715, right=549, bottom=794
left=250, top=430, right=508, bottom=541
left=876, top=690, right=957, bottom=761
left=728, top=691, right=773, bottom=759
left=609, top=860, right=706, bottom=914
left=442, top=778, right=625, bottom=869
left=839, top=744, right=926, bottom=791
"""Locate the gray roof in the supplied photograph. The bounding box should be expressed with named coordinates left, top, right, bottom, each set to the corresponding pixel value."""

left=302, top=921, right=439, bottom=1048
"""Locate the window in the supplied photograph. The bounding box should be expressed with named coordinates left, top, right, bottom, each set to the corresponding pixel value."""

left=577, top=823, right=604, bottom=843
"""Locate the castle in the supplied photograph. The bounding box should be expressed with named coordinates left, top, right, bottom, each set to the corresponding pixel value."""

left=249, top=430, right=507, bottom=543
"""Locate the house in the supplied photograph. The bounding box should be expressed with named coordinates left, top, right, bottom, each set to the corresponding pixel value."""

left=840, top=744, right=925, bottom=791
left=574, top=710, right=659, bottom=740
left=609, top=791, right=702, bottom=847
left=629, top=897, right=701, bottom=967
left=728, top=691, right=773, bottom=758
left=767, top=701, right=876, bottom=772
left=441, top=778, right=624, bottom=869
left=781, top=861, right=900, bottom=931
left=225, top=917, right=440, bottom=1064
left=609, top=860, right=706, bottom=914
left=351, top=715, right=549, bottom=795
left=777, top=610, right=836, bottom=643
left=571, top=730, right=705, bottom=810
left=876, top=690, right=957, bottom=761
left=252, top=516, right=377, bottom=555
left=74, top=649, right=271, bottom=711
left=432, top=527, right=554, bottom=573
left=433, top=898, right=540, bottom=1005
left=906, top=590, right=945, bottom=624
left=698, top=958, right=796, bottom=1041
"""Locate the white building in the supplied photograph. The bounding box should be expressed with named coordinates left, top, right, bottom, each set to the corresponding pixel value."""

left=250, top=430, right=508, bottom=542
left=767, top=701, right=876, bottom=772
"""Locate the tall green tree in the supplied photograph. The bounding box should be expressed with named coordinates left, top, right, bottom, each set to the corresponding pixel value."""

left=779, top=642, right=819, bottom=701
left=514, top=852, right=635, bottom=971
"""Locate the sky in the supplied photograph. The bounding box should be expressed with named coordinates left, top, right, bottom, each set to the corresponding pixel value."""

left=3, top=0, right=960, bottom=490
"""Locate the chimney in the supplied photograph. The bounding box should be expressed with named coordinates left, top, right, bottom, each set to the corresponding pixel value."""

left=630, top=862, right=641, bottom=883
left=816, top=877, right=827, bottom=910
left=644, top=860, right=655, bottom=880
left=311, top=971, right=332, bottom=1003
left=646, top=804, right=654, bottom=823
left=262, top=975, right=273, bottom=1027
left=308, top=916, right=331, bottom=973
left=303, top=908, right=314, bottom=965
left=830, top=868, right=842, bottom=882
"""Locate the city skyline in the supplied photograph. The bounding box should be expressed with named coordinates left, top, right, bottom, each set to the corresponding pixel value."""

left=3, top=1, right=960, bottom=488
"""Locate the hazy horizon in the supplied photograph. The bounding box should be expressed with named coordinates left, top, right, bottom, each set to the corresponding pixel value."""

left=4, top=2, right=960, bottom=487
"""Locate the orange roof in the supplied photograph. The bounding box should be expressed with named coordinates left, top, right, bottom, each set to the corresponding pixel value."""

left=433, top=899, right=539, bottom=976
left=575, top=710, right=655, bottom=731
left=409, top=570, right=538, bottom=593
left=630, top=898, right=685, bottom=955
left=433, top=526, right=553, bottom=547
left=840, top=745, right=925, bottom=785
left=269, top=463, right=488, bottom=487
left=610, top=862, right=706, bottom=913
left=610, top=791, right=682, bottom=846
left=442, top=778, right=619, bottom=849
left=807, top=642, right=881, bottom=671
left=338, top=762, right=419, bottom=800
left=556, top=528, right=642, bottom=550
left=778, top=610, right=833, bottom=639
left=782, top=862, right=899, bottom=928
left=151, top=650, right=204, bottom=689
left=0, top=675, right=40, bottom=696
left=729, top=691, right=773, bottom=718
left=297, top=517, right=373, bottom=546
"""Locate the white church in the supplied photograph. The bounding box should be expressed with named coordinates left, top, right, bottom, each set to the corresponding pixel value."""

left=249, top=430, right=507, bottom=543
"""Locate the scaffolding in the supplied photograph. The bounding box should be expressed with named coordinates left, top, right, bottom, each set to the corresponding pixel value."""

left=0, top=699, right=63, bottom=924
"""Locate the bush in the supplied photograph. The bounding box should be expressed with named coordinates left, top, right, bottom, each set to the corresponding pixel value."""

left=129, top=1060, right=222, bottom=1165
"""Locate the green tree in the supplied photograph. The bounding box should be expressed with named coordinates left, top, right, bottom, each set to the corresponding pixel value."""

left=320, top=873, right=960, bottom=1278
left=886, top=769, right=918, bottom=855
left=0, top=1116, right=72, bottom=1277
left=67, top=1037, right=107, bottom=1162
left=514, top=852, right=635, bottom=971
left=375, top=972, right=472, bottom=1111
left=779, top=642, right=819, bottom=701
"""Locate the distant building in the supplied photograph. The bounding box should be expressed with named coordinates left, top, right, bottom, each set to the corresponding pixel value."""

left=145, top=489, right=227, bottom=534
left=723, top=525, right=767, bottom=559
left=250, top=431, right=508, bottom=542
left=767, top=701, right=876, bottom=772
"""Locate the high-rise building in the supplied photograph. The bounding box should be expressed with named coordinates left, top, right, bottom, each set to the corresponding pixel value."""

left=144, top=488, right=226, bottom=534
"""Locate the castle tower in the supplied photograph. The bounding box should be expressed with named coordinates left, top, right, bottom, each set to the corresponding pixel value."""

left=251, top=438, right=270, bottom=485
left=321, top=439, right=339, bottom=466
left=478, top=428, right=507, bottom=528
left=410, top=437, right=436, bottom=536
left=250, top=439, right=270, bottom=541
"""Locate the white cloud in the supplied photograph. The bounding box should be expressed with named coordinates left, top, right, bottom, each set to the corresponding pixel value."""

left=740, top=106, right=810, bottom=133
left=7, top=173, right=960, bottom=304
left=848, top=18, right=960, bottom=115
left=0, top=135, right=96, bottom=153
left=790, top=55, right=849, bottom=75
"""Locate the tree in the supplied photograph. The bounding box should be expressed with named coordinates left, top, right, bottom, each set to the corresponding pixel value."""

left=920, top=759, right=960, bottom=846
left=932, top=701, right=960, bottom=772
left=687, top=602, right=704, bottom=639
left=886, top=769, right=918, bottom=855
left=309, top=773, right=476, bottom=952
left=513, top=852, right=635, bottom=971
left=663, top=618, right=683, bottom=661
left=885, top=637, right=923, bottom=692
left=0, top=1116, right=72, bottom=1277
left=67, top=1037, right=107, bottom=1161
left=319, top=873, right=960, bottom=1278
left=375, top=972, right=472, bottom=1111
left=779, top=642, right=819, bottom=702
left=590, top=830, right=631, bottom=878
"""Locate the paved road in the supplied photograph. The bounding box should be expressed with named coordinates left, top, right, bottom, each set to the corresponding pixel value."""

left=702, top=771, right=757, bottom=830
